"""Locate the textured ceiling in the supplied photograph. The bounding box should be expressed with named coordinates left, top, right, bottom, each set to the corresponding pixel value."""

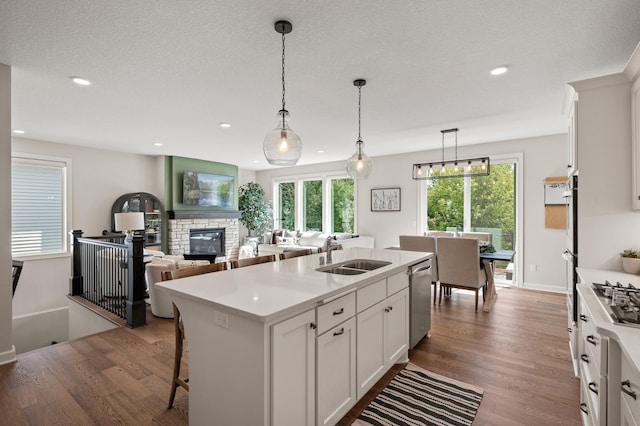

left=1, top=1, right=640, bottom=171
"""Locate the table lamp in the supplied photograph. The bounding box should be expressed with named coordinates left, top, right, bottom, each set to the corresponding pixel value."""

left=114, top=212, right=145, bottom=242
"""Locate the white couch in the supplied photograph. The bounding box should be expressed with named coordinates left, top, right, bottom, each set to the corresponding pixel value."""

left=257, top=230, right=374, bottom=256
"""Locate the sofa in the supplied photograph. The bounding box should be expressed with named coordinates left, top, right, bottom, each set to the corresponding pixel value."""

left=257, top=230, right=374, bottom=256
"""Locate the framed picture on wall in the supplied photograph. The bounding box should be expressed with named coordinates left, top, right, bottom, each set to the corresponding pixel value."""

left=371, top=187, right=401, bottom=212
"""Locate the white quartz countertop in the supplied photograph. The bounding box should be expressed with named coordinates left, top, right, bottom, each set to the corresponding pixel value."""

left=157, top=247, right=431, bottom=323
left=577, top=267, right=640, bottom=374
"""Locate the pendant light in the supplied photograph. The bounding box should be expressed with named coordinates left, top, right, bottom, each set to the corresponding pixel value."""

left=263, top=20, right=302, bottom=166
left=412, top=128, right=490, bottom=180
left=346, top=79, right=373, bottom=179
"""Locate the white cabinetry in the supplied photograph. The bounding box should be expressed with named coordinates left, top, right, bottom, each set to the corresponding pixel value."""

left=567, top=92, right=578, bottom=176
left=356, top=271, right=409, bottom=400
left=578, top=297, right=608, bottom=426
left=316, top=292, right=357, bottom=426
left=272, top=309, right=316, bottom=426
left=621, top=350, right=640, bottom=426
left=631, top=68, right=640, bottom=209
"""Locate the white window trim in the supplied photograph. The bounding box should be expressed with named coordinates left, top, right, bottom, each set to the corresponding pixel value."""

left=12, top=152, right=72, bottom=260
left=273, top=171, right=356, bottom=233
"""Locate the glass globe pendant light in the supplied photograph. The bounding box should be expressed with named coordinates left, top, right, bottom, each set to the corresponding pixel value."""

left=263, top=20, right=302, bottom=166
left=346, top=79, right=373, bottom=179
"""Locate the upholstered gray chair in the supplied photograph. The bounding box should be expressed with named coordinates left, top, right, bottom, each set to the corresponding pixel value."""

left=399, top=235, right=438, bottom=304
left=436, top=237, right=488, bottom=311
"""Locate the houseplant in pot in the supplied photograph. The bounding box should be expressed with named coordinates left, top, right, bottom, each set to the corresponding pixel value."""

left=238, top=182, right=273, bottom=253
left=621, top=249, right=640, bottom=274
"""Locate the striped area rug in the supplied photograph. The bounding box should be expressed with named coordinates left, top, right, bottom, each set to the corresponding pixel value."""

left=353, top=364, right=484, bottom=426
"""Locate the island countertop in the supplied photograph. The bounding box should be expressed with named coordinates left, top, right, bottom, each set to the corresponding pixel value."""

left=156, top=247, right=430, bottom=323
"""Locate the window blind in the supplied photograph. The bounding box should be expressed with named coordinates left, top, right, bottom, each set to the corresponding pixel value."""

left=11, top=159, right=66, bottom=256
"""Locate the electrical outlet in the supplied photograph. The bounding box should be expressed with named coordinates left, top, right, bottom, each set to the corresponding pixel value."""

left=530, top=264, right=537, bottom=272
left=214, top=310, right=228, bottom=328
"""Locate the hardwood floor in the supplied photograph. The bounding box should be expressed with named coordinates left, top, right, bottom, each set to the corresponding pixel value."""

left=0, top=286, right=580, bottom=425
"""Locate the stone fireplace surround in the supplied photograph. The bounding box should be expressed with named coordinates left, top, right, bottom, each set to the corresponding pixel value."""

left=167, top=211, right=240, bottom=262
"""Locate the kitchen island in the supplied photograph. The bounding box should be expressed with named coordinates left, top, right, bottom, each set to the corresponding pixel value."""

left=157, top=247, right=431, bottom=426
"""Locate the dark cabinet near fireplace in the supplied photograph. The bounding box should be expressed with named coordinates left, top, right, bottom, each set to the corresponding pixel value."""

left=111, top=192, right=164, bottom=252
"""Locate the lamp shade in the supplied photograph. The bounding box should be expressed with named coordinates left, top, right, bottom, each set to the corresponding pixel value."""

left=263, top=110, right=302, bottom=166
left=114, top=212, right=145, bottom=232
left=346, top=140, right=373, bottom=179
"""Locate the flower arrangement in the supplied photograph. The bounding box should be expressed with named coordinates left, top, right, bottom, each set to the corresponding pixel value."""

left=621, top=249, right=640, bottom=258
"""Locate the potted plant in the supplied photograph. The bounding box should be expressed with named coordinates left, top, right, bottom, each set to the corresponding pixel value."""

left=238, top=182, right=273, bottom=242
left=621, top=249, right=640, bottom=274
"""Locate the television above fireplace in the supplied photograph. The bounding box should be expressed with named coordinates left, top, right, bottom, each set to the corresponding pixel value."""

left=183, top=171, right=234, bottom=207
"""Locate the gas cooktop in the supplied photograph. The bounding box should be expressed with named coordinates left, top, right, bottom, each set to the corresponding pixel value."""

left=592, top=281, right=640, bottom=328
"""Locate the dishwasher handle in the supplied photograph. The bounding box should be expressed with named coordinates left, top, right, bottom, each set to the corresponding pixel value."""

left=411, top=264, right=432, bottom=278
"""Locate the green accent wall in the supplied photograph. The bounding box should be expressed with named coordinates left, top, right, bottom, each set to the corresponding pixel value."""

left=164, top=156, right=239, bottom=211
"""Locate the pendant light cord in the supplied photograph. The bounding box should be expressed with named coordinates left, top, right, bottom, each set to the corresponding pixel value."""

left=358, top=85, right=362, bottom=142
left=281, top=32, right=286, bottom=127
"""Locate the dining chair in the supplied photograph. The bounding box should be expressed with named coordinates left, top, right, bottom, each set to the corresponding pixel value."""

left=399, top=235, right=439, bottom=304
left=458, top=231, right=492, bottom=244
left=426, top=231, right=455, bottom=238
left=436, top=237, right=488, bottom=312
left=230, top=254, right=277, bottom=269
left=161, top=261, right=228, bottom=409
left=279, top=249, right=313, bottom=261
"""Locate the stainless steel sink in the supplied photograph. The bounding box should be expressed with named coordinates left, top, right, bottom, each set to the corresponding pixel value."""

left=339, top=259, right=391, bottom=271
left=316, top=259, right=391, bottom=275
left=316, top=266, right=367, bottom=275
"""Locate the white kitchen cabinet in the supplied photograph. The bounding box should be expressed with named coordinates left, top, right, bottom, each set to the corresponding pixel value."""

left=567, top=92, right=579, bottom=176
left=631, top=73, right=640, bottom=210
left=272, top=309, right=316, bottom=426
left=317, top=317, right=357, bottom=426
left=356, top=287, right=409, bottom=399
left=621, top=349, right=640, bottom=426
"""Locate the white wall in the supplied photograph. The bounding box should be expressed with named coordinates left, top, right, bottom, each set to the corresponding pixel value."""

left=256, top=133, right=569, bottom=292
left=11, top=138, right=164, bottom=353
left=0, top=63, right=16, bottom=365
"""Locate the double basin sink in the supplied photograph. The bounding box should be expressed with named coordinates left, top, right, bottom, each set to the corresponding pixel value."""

left=316, top=259, right=391, bottom=275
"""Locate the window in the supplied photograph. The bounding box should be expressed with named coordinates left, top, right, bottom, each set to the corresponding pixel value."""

left=12, top=154, right=71, bottom=257
left=273, top=173, right=355, bottom=234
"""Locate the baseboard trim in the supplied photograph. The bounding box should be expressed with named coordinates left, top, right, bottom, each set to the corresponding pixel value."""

left=0, top=345, right=17, bottom=366
left=522, top=282, right=567, bottom=294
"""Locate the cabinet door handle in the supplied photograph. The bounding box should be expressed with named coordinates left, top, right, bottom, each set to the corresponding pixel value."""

left=586, top=335, right=597, bottom=346
left=567, top=327, right=572, bottom=333
left=333, top=308, right=344, bottom=316
left=384, top=307, right=390, bottom=313
left=580, top=403, right=588, bottom=415
left=622, top=380, right=637, bottom=400
left=333, top=328, right=345, bottom=337
left=388, top=306, right=393, bottom=311
left=579, top=314, right=588, bottom=322
left=309, top=322, right=317, bottom=330
left=580, top=354, right=590, bottom=364
left=588, top=382, right=598, bottom=395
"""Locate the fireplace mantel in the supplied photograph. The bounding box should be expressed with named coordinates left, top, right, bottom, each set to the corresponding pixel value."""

left=168, top=210, right=241, bottom=220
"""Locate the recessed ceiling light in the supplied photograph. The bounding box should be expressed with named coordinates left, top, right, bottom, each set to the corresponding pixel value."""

left=219, top=123, right=231, bottom=128
left=317, top=150, right=325, bottom=153
left=70, top=76, right=91, bottom=86
left=252, top=160, right=259, bottom=163
left=12, top=129, right=25, bottom=134
left=153, top=142, right=163, bottom=147
left=490, top=66, right=508, bottom=76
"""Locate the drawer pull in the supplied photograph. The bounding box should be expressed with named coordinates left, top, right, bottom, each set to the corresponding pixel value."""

left=310, top=322, right=317, bottom=330
left=333, top=328, right=345, bottom=337
left=580, top=403, right=588, bottom=415
left=580, top=354, right=590, bottom=364
left=622, top=380, right=637, bottom=400
left=567, top=327, right=572, bottom=333
left=586, top=335, right=597, bottom=346
left=588, top=382, right=598, bottom=395
left=579, top=314, right=588, bottom=322
left=333, top=308, right=344, bottom=316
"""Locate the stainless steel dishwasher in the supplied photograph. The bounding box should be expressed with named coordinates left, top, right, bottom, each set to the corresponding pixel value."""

left=409, top=258, right=432, bottom=348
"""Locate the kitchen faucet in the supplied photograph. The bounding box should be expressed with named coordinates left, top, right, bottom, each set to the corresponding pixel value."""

left=325, top=235, right=342, bottom=263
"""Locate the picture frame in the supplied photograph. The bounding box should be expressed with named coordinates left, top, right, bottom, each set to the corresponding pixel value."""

left=371, top=187, right=401, bottom=212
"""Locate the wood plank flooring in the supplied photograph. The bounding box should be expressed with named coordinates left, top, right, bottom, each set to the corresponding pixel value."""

left=0, top=286, right=580, bottom=425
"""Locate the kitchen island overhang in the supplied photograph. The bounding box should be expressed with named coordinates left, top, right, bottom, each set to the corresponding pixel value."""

left=156, top=247, right=432, bottom=426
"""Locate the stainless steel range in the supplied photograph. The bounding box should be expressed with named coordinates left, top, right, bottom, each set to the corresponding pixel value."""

left=592, top=281, right=640, bottom=328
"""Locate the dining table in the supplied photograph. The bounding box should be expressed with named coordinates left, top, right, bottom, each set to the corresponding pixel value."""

left=480, top=249, right=515, bottom=312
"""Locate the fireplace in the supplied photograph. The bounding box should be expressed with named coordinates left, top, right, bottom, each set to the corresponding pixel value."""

left=190, top=228, right=225, bottom=257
